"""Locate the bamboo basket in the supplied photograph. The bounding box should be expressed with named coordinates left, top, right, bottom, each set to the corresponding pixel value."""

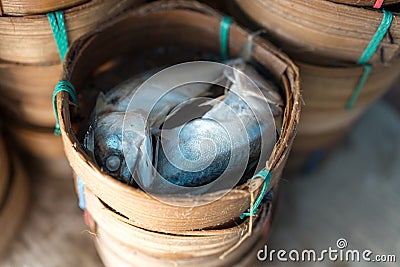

left=328, top=0, right=400, bottom=6
left=0, top=0, right=89, bottom=16
left=0, top=0, right=144, bottom=64
left=57, top=0, right=300, bottom=235
left=0, top=62, right=62, bottom=127
left=5, top=123, right=74, bottom=178
left=235, top=0, right=400, bottom=66
left=0, top=136, right=9, bottom=211
left=297, top=60, right=400, bottom=135
left=0, top=144, right=29, bottom=256
left=83, top=186, right=274, bottom=266
left=234, top=0, right=400, bottom=171
left=7, top=123, right=65, bottom=159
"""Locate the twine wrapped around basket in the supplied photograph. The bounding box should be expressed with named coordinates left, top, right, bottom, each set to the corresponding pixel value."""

left=234, top=0, right=400, bottom=172
left=0, top=137, right=29, bottom=256
left=0, top=0, right=89, bottom=16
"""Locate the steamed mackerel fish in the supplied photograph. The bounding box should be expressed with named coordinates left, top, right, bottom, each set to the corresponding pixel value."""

left=86, top=61, right=283, bottom=189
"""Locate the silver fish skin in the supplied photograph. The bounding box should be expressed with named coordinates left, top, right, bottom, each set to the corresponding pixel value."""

left=156, top=63, right=277, bottom=188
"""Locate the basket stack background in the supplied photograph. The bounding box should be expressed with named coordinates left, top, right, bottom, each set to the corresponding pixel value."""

left=0, top=0, right=143, bottom=171
left=232, top=0, right=400, bottom=173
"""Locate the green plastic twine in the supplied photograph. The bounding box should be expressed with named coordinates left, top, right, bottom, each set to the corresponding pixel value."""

left=346, top=10, right=393, bottom=110
left=220, top=17, right=232, bottom=60
left=52, top=81, right=79, bottom=135
left=240, top=169, right=271, bottom=219
left=47, top=11, right=69, bottom=61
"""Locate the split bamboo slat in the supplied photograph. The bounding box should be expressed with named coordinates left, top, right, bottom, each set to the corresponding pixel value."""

left=328, top=0, right=400, bottom=7
left=0, top=0, right=89, bottom=16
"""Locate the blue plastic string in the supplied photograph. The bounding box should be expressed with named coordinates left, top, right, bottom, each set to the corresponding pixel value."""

left=220, top=17, right=232, bottom=60
left=52, top=80, right=79, bottom=135
left=47, top=11, right=69, bottom=61
left=240, top=169, right=272, bottom=219
left=77, top=177, right=86, bottom=210
left=346, top=10, right=393, bottom=110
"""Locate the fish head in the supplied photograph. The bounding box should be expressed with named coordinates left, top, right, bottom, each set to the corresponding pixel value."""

left=91, top=112, right=133, bottom=184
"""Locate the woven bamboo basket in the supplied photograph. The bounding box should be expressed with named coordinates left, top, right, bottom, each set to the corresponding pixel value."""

left=7, top=123, right=65, bottom=159
left=328, top=0, right=400, bottom=6
left=0, top=136, right=9, bottom=212
left=0, top=0, right=89, bottom=16
left=235, top=0, right=400, bottom=66
left=234, top=0, right=400, bottom=171
left=5, top=123, right=74, bottom=177
left=0, top=62, right=61, bottom=127
left=0, top=139, right=29, bottom=256
left=297, top=60, right=400, bottom=135
left=0, top=0, right=144, bottom=64
left=57, top=0, right=300, bottom=236
left=83, top=185, right=274, bottom=266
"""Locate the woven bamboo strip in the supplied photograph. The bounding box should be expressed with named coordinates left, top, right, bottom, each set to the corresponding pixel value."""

left=328, top=0, right=400, bottom=6
left=0, top=0, right=89, bottom=16
left=0, top=62, right=61, bottom=127
left=86, top=186, right=271, bottom=266
left=8, top=125, right=65, bottom=159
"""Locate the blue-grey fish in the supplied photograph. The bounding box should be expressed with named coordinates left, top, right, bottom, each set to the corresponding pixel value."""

left=85, top=61, right=282, bottom=191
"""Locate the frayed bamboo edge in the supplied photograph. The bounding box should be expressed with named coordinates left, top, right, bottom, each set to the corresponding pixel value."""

left=219, top=185, right=256, bottom=259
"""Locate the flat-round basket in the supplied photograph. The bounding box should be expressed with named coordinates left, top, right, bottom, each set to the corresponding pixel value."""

left=0, top=0, right=89, bottom=16
left=57, top=0, right=300, bottom=234
left=0, top=0, right=144, bottom=64
left=328, top=0, right=400, bottom=6
left=0, top=136, right=9, bottom=208
left=0, top=139, right=29, bottom=256
left=235, top=0, right=400, bottom=65
left=83, top=186, right=274, bottom=266
left=0, top=62, right=62, bottom=127
left=234, top=0, right=400, bottom=171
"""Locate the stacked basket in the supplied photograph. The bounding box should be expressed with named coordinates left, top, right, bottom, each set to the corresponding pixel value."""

left=0, top=0, right=143, bottom=164
left=233, top=0, right=400, bottom=172
left=55, top=1, right=301, bottom=266
left=0, top=132, right=29, bottom=257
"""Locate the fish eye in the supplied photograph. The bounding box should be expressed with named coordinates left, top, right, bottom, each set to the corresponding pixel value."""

left=105, top=155, right=121, bottom=172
